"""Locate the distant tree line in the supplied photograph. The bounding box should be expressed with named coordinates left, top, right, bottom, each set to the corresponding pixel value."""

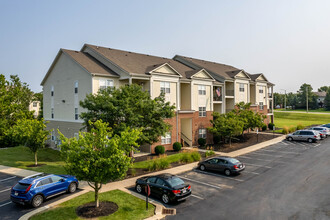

left=274, top=83, right=330, bottom=110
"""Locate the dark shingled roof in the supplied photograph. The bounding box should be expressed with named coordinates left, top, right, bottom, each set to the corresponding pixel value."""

left=174, top=55, right=240, bottom=80
left=84, top=44, right=194, bottom=78
left=248, top=73, right=262, bottom=81
left=62, top=49, right=118, bottom=77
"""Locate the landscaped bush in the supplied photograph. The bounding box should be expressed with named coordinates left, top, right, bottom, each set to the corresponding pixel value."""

left=261, top=124, right=267, bottom=131
left=173, top=142, right=182, bottom=151
left=289, top=125, right=296, bottom=133
left=268, top=122, right=275, bottom=130
left=190, top=151, right=201, bottom=161
left=147, top=158, right=170, bottom=171
left=180, top=153, right=193, bottom=163
left=282, top=126, right=289, bottom=134
left=297, top=124, right=304, bottom=130
left=155, top=145, right=165, bottom=155
left=205, top=150, right=215, bottom=157
left=198, top=138, right=206, bottom=147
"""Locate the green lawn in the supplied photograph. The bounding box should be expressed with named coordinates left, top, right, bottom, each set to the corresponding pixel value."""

left=0, top=146, right=66, bottom=174
left=276, top=108, right=330, bottom=113
left=30, top=190, right=155, bottom=220
left=274, top=112, right=330, bottom=128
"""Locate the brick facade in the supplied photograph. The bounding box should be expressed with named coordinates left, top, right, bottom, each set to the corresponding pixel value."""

left=150, top=111, right=213, bottom=154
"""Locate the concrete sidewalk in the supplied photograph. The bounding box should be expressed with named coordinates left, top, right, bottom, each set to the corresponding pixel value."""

left=0, top=165, right=40, bottom=178
left=9, top=134, right=285, bottom=220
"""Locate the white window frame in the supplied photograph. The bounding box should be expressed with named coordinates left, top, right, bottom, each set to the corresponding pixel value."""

left=199, top=128, right=207, bottom=139
left=259, top=102, right=264, bottom=110
left=51, top=85, right=54, bottom=96
left=99, top=79, right=114, bottom=90
left=74, top=133, right=79, bottom=140
left=51, top=131, right=55, bottom=141
left=259, top=86, right=263, bottom=93
left=75, top=108, right=78, bottom=120
left=199, top=107, right=206, bottom=117
left=51, top=108, right=54, bottom=119
left=239, top=83, right=244, bottom=92
left=33, top=102, right=38, bottom=107
left=74, top=81, right=78, bottom=94
left=198, top=85, right=206, bottom=95
left=161, top=132, right=171, bottom=144
left=160, top=82, right=170, bottom=94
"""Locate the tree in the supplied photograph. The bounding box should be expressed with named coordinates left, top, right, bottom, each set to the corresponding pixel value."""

left=10, top=119, right=49, bottom=166
left=58, top=120, right=141, bottom=208
left=318, top=86, right=330, bottom=93
left=286, top=92, right=298, bottom=109
left=233, top=102, right=265, bottom=136
left=273, top=92, right=284, bottom=107
left=208, top=112, right=244, bottom=146
left=80, top=84, right=175, bottom=146
left=0, top=74, right=34, bottom=147
left=325, top=90, right=330, bottom=111
left=297, top=83, right=315, bottom=109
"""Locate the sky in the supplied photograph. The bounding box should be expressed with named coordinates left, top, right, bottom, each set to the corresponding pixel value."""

left=1, top=0, right=330, bottom=93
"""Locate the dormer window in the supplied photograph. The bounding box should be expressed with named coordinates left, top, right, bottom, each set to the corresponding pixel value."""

left=198, top=85, right=206, bottom=95
left=239, top=84, right=244, bottom=92
left=160, top=82, right=170, bottom=94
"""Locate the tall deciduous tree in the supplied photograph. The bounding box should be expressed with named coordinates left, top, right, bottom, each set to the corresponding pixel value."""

left=58, top=120, right=140, bottom=208
left=325, top=90, right=330, bottom=111
left=0, top=74, right=34, bottom=147
left=297, top=83, right=316, bottom=109
left=80, top=84, right=175, bottom=146
left=208, top=112, right=244, bottom=146
left=10, top=119, right=49, bottom=166
left=318, top=86, right=330, bottom=93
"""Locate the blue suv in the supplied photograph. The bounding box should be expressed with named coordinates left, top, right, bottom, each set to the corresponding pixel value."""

left=10, top=173, right=79, bottom=207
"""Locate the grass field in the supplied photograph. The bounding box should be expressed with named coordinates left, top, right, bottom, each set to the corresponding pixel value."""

left=30, top=190, right=155, bottom=220
left=0, top=146, right=66, bottom=174
left=276, top=108, right=330, bottom=113
left=274, top=112, right=330, bottom=129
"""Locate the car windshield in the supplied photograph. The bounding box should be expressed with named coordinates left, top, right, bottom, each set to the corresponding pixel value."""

left=167, top=177, right=185, bottom=187
left=314, top=128, right=322, bottom=130
left=227, top=158, right=240, bottom=164
left=14, top=183, right=30, bottom=190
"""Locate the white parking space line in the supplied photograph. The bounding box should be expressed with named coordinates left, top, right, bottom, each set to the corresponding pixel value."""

left=281, top=141, right=289, bottom=145
left=244, top=163, right=272, bottom=169
left=243, top=170, right=260, bottom=175
left=0, top=176, right=16, bottom=182
left=191, top=194, right=204, bottom=200
left=193, top=170, right=244, bottom=182
left=0, top=188, right=11, bottom=193
left=259, top=149, right=300, bottom=154
left=247, top=152, right=285, bottom=157
left=313, top=143, right=321, bottom=148
left=177, top=175, right=224, bottom=188
left=0, top=201, right=12, bottom=208
left=238, top=156, right=272, bottom=162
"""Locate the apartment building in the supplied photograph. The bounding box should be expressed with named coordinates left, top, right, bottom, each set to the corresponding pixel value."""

left=41, top=44, right=274, bottom=153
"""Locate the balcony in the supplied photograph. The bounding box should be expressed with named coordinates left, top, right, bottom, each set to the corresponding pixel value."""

left=268, top=93, right=273, bottom=98
left=225, top=90, right=234, bottom=96
left=213, top=96, right=222, bottom=102
left=268, top=108, right=273, bottom=113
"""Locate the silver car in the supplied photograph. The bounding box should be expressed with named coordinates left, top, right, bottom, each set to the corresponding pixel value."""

left=286, top=130, right=321, bottom=143
left=308, top=127, right=330, bottom=138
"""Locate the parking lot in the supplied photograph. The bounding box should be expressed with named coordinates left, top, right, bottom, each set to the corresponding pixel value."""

left=0, top=172, right=83, bottom=220
left=127, top=137, right=329, bottom=219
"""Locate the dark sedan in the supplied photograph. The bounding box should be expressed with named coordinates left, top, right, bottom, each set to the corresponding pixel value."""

left=198, top=156, right=245, bottom=176
left=135, top=174, right=191, bottom=204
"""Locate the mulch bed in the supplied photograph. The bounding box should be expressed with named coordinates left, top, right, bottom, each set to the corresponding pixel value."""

left=76, top=201, right=118, bottom=218
left=26, top=163, right=46, bottom=167
left=206, top=133, right=283, bottom=153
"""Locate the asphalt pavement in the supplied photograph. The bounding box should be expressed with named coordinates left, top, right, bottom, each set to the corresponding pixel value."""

left=166, top=138, right=330, bottom=220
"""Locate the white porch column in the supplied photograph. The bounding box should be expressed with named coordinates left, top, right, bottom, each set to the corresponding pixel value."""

left=210, top=85, right=213, bottom=111
left=176, top=81, right=180, bottom=110
left=129, top=77, right=132, bottom=85
left=190, top=81, right=194, bottom=110
left=149, top=77, right=153, bottom=99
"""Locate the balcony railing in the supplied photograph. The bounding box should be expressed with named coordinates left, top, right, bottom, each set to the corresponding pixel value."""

left=213, top=96, right=222, bottom=101
left=226, top=90, right=234, bottom=96
left=268, top=93, right=273, bottom=98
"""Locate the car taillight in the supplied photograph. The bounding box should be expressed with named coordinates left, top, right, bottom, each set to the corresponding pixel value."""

left=234, top=165, right=239, bottom=169
left=24, top=185, right=32, bottom=194
left=314, top=135, right=317, bottom=138
left=172, top=189, right=181, bottom=194
left=188, top=185, right=191, bottom=190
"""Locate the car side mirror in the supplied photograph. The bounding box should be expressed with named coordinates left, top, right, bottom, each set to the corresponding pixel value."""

left=59, top=178, right=64, bottom=182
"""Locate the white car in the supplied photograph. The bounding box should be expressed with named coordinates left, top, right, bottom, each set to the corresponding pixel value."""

left=308, top=127, right=329, bottom=138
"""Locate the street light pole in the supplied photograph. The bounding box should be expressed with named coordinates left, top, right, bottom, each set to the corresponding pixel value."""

left=281, top=89, right=287, bottom=109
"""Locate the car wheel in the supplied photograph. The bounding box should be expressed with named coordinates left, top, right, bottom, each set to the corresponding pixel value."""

left=200, top=165, right=206, bottom=171
left=68, top=182, right=77, bottom=193
left=31, top=195, right=43, bottom=208
left=224, top=169, right=231, bottom=176
left=162, top=193, right=170, bottom=204
left=136, top=184, right=143, bottom=194
left=308, top=138, right=313, bottom=143
left=288, top=137, right=293, bottom=141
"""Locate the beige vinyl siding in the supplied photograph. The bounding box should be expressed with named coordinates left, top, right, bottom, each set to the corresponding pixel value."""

left=92, top=77, right=120, bottom=94
left=43, top=53, right=92, bottom=121
left=193, top=84, right=211, bottom=111
left=235, top=82, right=248, bottom=103
left=152, top=81, right=177, bottom=107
